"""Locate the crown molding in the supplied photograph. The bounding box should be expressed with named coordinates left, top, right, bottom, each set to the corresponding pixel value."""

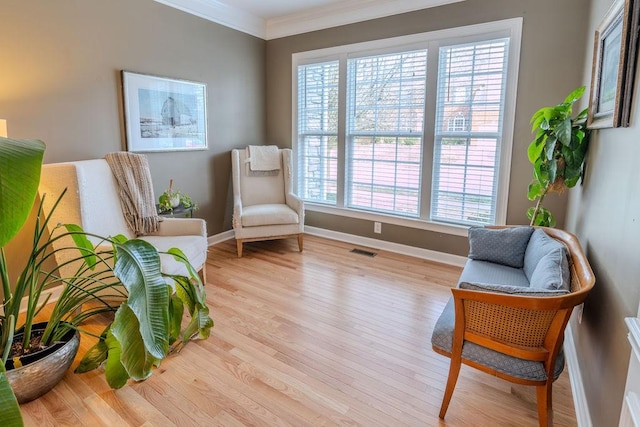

left=156, top=0, right=465, bottom=40
left=154, top=0, right=266, bottom=39
left=266, top=0, right=465, bottom=40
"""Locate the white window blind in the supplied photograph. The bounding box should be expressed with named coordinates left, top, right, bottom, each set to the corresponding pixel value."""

left=431, top=39, right=509, bottom=225
left=346, top=50, right=427, bottom=216
left=297, top=61, right=339, bottom=204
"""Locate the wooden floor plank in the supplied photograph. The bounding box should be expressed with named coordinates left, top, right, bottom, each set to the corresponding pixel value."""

left=19, top=235, right=577, bottom=426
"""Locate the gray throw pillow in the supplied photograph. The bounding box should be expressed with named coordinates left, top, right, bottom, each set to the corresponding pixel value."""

left=529, top=249, right=570, bottom=291
left=523, top=229, right=568, bottom=281
left=459, top=281, right=569, bottom=296
left=467, top=226, right=534, bottom=268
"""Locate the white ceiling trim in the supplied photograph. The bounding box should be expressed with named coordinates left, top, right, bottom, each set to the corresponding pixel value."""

left=154, top=0, right=266, bottom=39
left=155, top=0, right=465, bottom=40
left=266, top=0, right=465, bottom=40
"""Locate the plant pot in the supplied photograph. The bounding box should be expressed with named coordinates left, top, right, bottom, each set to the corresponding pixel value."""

left=5, top=322, right=80, bottom=403
left=170, top=194, right=180, bottom=208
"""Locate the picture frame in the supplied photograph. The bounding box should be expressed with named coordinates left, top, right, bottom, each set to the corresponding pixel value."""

left=122, top=71, right=208, bottom=152
left=587, top=0, right=640, bottom=128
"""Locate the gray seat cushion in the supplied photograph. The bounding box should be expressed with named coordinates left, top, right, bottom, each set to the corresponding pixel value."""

left=459, top=281, right=569, bottom=296
left=468, top=226, right=534, bottom=268
left=431, top=298, right=565, bottom=382
left=458, top=259, right=530, bottom=288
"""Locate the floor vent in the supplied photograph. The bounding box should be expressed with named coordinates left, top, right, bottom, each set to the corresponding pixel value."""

left=350, top=248, right=377, bottom=257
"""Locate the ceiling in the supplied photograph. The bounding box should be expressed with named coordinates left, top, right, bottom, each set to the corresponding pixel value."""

left=154, top=0, right=465, bottom=40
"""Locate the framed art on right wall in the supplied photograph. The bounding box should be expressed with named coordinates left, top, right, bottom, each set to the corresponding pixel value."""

left=588, top=0, right=640, bottom=128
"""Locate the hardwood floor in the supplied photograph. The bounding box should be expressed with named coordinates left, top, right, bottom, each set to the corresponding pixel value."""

left=19, top=235, right=577, bottom=426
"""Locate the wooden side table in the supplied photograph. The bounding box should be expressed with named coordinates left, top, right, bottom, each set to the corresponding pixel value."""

left=157, top=203, right=194, bottom=218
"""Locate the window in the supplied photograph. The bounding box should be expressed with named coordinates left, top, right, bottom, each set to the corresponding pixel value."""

left=297, top=61, right=339, bottom=204
left=347, top=50, right=427, bottom=216
left=294, top=19, right=521, bottom=230
left=432, top=39, right=509, bottom=225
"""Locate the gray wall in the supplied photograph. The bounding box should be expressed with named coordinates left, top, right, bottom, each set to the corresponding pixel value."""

left=0, top=0, right=266, bottom=235
left=266, top=0, right=590, bottom=256
left=565, top=0, right=640, bottom=424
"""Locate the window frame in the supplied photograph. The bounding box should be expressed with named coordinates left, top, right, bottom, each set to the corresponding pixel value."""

left=292, top=18, right=522, bottom=236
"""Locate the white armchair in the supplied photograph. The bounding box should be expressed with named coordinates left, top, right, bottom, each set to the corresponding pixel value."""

left=38, top=159, right=208, bottom=282
left=231, top=147, right=304, bottom=257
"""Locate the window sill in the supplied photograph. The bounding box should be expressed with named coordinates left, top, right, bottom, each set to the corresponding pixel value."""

left=304, top=203, right=470, bottom=237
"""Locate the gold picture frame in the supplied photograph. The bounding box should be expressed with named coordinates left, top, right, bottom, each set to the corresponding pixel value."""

left=587, top=0, right=640, bottom=128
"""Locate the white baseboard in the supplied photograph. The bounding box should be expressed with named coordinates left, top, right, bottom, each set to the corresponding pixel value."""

left=207, top=226, right=467, bottom=267
left=565, top=323, right=592, bottom=427
left=207, top=230, right=235, bottom=246
left=304, top=225, right=467, bottom=267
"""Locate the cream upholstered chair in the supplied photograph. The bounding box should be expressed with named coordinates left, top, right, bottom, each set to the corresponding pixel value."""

left=38, top=159, right=208, bottom=282
left=231, top=147, right=304, bottom=257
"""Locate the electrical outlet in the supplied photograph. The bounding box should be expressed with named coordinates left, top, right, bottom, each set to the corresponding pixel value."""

left=374, top=222, right=382, bottom=234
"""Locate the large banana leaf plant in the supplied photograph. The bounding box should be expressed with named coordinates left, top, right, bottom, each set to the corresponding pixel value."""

left=0, top=137, right=213, bottom=425
left=526, top=86, right=591, bottom=226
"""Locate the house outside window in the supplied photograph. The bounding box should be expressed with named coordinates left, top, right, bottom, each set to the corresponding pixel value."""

left=293, top=18, right=522, bottom=232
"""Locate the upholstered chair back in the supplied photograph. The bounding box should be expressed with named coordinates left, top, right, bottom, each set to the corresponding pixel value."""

left=235, top=148, right=287, bottom=207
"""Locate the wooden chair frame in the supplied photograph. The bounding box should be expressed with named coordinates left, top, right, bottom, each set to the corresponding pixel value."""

left=433, top=226, right=595, bottom=427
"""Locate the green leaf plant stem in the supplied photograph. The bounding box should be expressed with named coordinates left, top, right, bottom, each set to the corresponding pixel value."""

left=526, top=86, right=591, bottom=227
left=0, top=137, right=213, bottom=425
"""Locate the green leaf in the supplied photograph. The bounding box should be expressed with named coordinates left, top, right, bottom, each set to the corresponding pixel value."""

left=168, top=295, right=183, bottom=345
left=576, top=107, right=589, bottom=120
left=545, top=135, right=557, bottom=161
left=173, top=276, right=213, bottom=342
left=110, top=304, right=156, bottom=382
left=166, top=248, right=200, bottom=280
left=0, top=138, right=46, bottom=247
left=528, top=139, right=546, bottom=163
left=64, top=224, right=97, bottom=269
left=556, top=118, right=572, bottom=145
left=549, top=160, right=558, bottom=184
left=113, top=239, right=169, bottom=359
left=533, top=159, right=548, bottom=185
left=0, top=363, right=23, bottom=427
left=530, top=110, right=546, bottom=132
left=104, top=329, right=129, bottom=389
left=564, top=86, right=585, bottom=105
left=564, top=166, right=582, bottom=187
left=527, top=206, right=556, bottom=227
left=527, top=181, right=543, bottom=200
left=75, top=336, right=109, bottom=373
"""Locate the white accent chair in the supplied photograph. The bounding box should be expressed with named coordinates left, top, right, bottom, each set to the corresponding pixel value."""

left=231, top=148, right=304, bottom=257
left=38, top=159, right=208, bottom=282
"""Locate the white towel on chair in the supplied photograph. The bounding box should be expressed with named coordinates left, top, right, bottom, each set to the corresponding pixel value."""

left=248, top=145, right=280, bottom=171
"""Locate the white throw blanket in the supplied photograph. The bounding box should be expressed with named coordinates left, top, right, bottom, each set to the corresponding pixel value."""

left=248, top=145, right=280, bottom=171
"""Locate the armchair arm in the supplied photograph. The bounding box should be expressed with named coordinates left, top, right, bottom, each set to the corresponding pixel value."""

left=150, top=217, right=207, bottom=237
left=285, top=192, right=304, bottom=216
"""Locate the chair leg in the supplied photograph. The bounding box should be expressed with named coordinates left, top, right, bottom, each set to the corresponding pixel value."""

left=536, top=382, right=553, bottom=427
left=236, top=239, right=243, bottom=257
left=198, top=265, right=207, bottom=284
left=439, top=355, right=462, bottom=419
left=297, top=234, right=304, bottom=252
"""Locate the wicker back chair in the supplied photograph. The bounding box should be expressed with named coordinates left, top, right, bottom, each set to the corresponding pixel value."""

left=433, top=227, right=595, bottom=427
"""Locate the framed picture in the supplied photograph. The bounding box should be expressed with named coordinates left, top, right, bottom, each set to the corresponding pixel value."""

left=588, top=0, right=640, bottom=128
left=122, top=71, right=208, bottom=152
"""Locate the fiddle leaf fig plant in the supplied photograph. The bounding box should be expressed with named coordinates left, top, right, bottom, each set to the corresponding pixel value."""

left=526, top=86, right=591, bottom=226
